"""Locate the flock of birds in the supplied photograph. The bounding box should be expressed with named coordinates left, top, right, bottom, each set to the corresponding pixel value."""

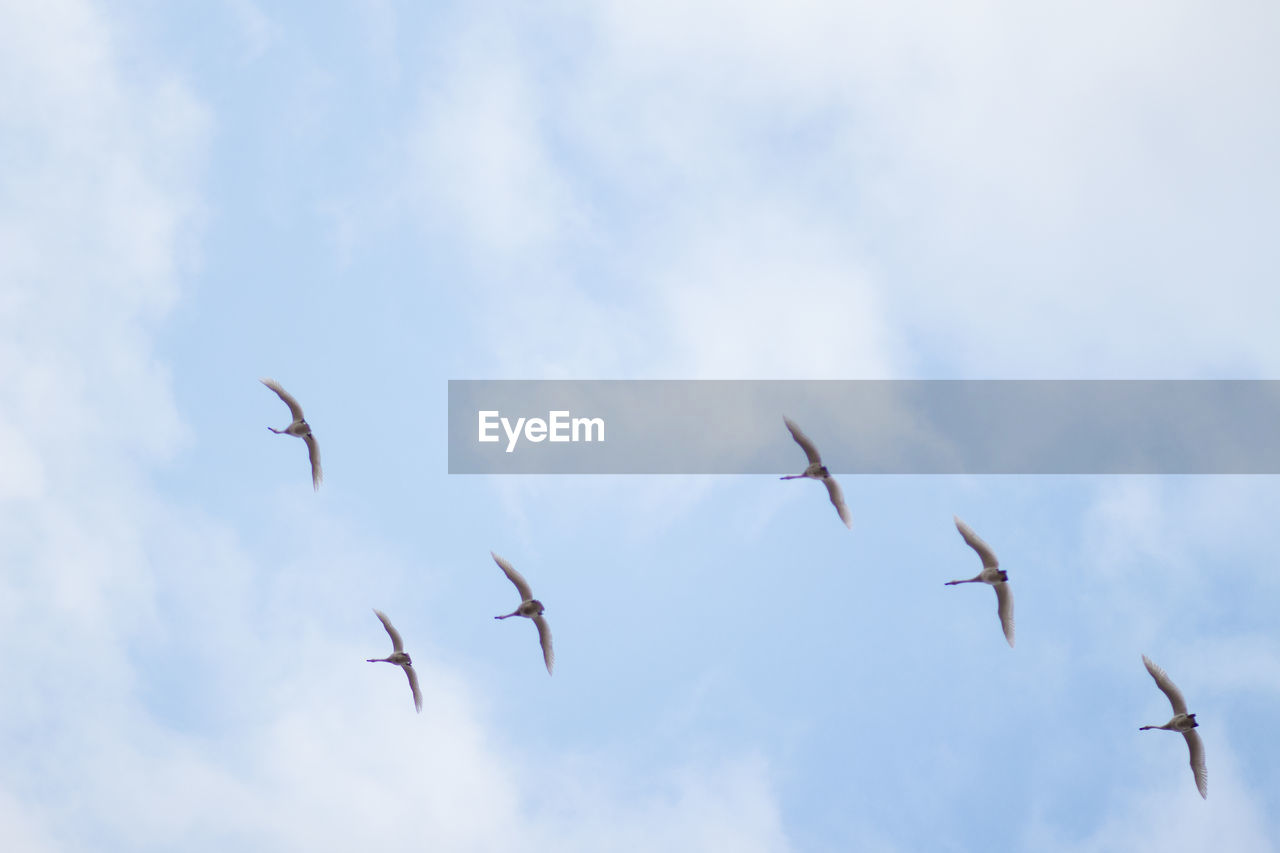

left=263, top=380, right=1210, bottom=801
left=261, top=379, right=555, bottom=681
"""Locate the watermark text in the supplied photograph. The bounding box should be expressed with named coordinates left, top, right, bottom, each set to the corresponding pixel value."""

left=477, top=410, right=605, bottom=453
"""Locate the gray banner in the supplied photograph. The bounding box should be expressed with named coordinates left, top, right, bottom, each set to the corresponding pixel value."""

left=447, top=380, right=1280, bottom=474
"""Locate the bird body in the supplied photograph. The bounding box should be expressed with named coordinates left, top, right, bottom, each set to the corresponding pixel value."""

left=367, top=609, right=422, bottom=713
left=1139, top=713, right=1199, bottom=733
left=946, top=516, right=1015, bottom=647
left=496, top=598, right=546, bottom=620
left=1140, top=654, right=1207, bottom=799
left=780, top=416, right=852, bottom=528
left=261, top=378, right=323, bottom=490
left=491, top=552, right=554, bottom=674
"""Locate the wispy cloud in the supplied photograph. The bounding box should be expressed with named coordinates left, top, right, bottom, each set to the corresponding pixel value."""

left=0, top=5, right=799, bottom=850
left=396, top=0, right=1280, bottom=379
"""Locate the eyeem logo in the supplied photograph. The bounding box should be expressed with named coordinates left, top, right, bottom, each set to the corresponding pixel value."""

left=477, top=410, right=606, bottom=453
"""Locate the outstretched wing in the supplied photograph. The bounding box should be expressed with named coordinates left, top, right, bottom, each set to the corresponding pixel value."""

left=783, top=417, right=823, bottom=466
left=994, top=582, right=1015, bottom=648
left=822, top=476, right=853, bottom=528
left=533, top=615, right=555, bottom=675
left=404, top=664, right=423, bottom=713
left=954, top=516, right=999, bottom=569
left=1142, top=655, right=1189, bottom=716
left=304, top=433, right=323, bottom=490
left=261, top=378, right=306, bottom=422
left=1183, top=729, right=1208, bottom=799
left=491, top=551, right=534, bottom=602
left=373, top=609, right=404, bottom=653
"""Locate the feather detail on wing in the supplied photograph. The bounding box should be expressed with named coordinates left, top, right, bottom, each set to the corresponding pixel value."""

left=1142, top=655, right=1189, bottom=715
left=954, top=516, right=999, bottom=569
left=994, top=582, right=1015, bottom=648
left=404, top=664, right=423, bottom=713
left=261, top=378, right=306, bottom=421
left=1184, top=729, right=1208, bottom=799
left=373, top=609, right=404, bottom=652
left=491, top=551, right=535, bottom=602
left=304, top=433, right=323, bottom=490
left=533, top=615, right=554, bottom=675
left=822, top=476, right=852, bottom=528
left=783, top=417, right=823, bottom=466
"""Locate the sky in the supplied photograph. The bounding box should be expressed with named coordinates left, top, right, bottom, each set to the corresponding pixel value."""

left=1, top=0, right=1279, bottom=851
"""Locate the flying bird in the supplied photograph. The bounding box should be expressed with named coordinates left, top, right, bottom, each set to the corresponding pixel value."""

left=946, top=515, right=1015, bottom=647
left=780, top=416, right=852, bottom=528
left=491, top=551, right=554, bottom=674
left=261, top=378, right=323, bottom=490
left=1140, top=654, right=1208, bottom=799
left=366, top=609, right=422, bottom=713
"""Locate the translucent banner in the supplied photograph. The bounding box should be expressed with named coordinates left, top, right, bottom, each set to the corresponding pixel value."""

left=447, top=380, right=1280, bottom=474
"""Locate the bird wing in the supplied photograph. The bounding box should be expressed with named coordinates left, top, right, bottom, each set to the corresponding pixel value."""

left=783, top=416, right=823, bottom=466
left=491, top=551, right=534, bottom=602
left=822, top=476, right=853, bottom=528
left=261, top=378, right=306, bottom=421
left=1142, top=655, right=1189, bottom=715
left=304, top=432, right=323, bottom=490
left=954, top=516, right=999, bottom=569
left=373, top=609, right=404, bottom=653
left=1183, top=728, right=1208, bottom=799
left=533, top=614, right=554, bottom=675
left=994, top=582, right=1015, bottom=648
left=404, top=664, right=423, bottom=713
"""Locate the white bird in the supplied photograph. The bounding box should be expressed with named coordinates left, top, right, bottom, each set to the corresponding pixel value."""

left=1140, top=654, right=1208, bottom=799
left=261, top=378, right=323, bottom=490
left=946, top=515, right=1015, bottom=647
left=780, top=416, right=852, bottom=528
left=366, top=609, right=423, bottom=713
left=491, top=551, right=554, bottom=675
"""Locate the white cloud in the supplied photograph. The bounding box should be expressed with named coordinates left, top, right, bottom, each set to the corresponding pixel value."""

left=6, top=2, right=1277, bottom=850
left=0, top=6, right=798, bottom=850
left=0, top=0, right=206, bottom=477
left=0, top=790, right=60, bottom=853
left=398, top=3, right=905, bottom=380
left=407, top=27, right=585, bottom=259
left=224, top=0, right=273, bottom=60
left=1026, top=733, right=1278, bottom=852
left=1187, top=634, right=1280, bottom=697
left=399, top=0, right=1280, bottom=379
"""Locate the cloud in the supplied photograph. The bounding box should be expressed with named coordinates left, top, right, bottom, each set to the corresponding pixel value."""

left=406, top=20, right=585, bottom=260
left=398, top=3, right=904, bottom=380
left=0, top=6, right=799, bottom=850
left=6, top=2, right=1277, bottom=850
left=224, top=0, right=273, bottom=61
left=0, top=0, right=207, bottom=478
left=397, top=0, right=1280, bottom=379
left=1025, top=733, right=1278, bottom=852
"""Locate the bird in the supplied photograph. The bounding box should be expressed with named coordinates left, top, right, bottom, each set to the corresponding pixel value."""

left=780, top=416, right=852, bottom=528
left=491, top=551, right=554, bottom=674
left=366, top=609, right=422, bottom=713
left=261, top=378, right=322, bottom=490
left=1140, top=654, right=1208, bottom=799
left=946, top=515, right=1015, bottom=647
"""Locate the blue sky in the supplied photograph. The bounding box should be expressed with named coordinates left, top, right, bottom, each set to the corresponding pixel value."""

left=2, top=1, right=1279, bottom=850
